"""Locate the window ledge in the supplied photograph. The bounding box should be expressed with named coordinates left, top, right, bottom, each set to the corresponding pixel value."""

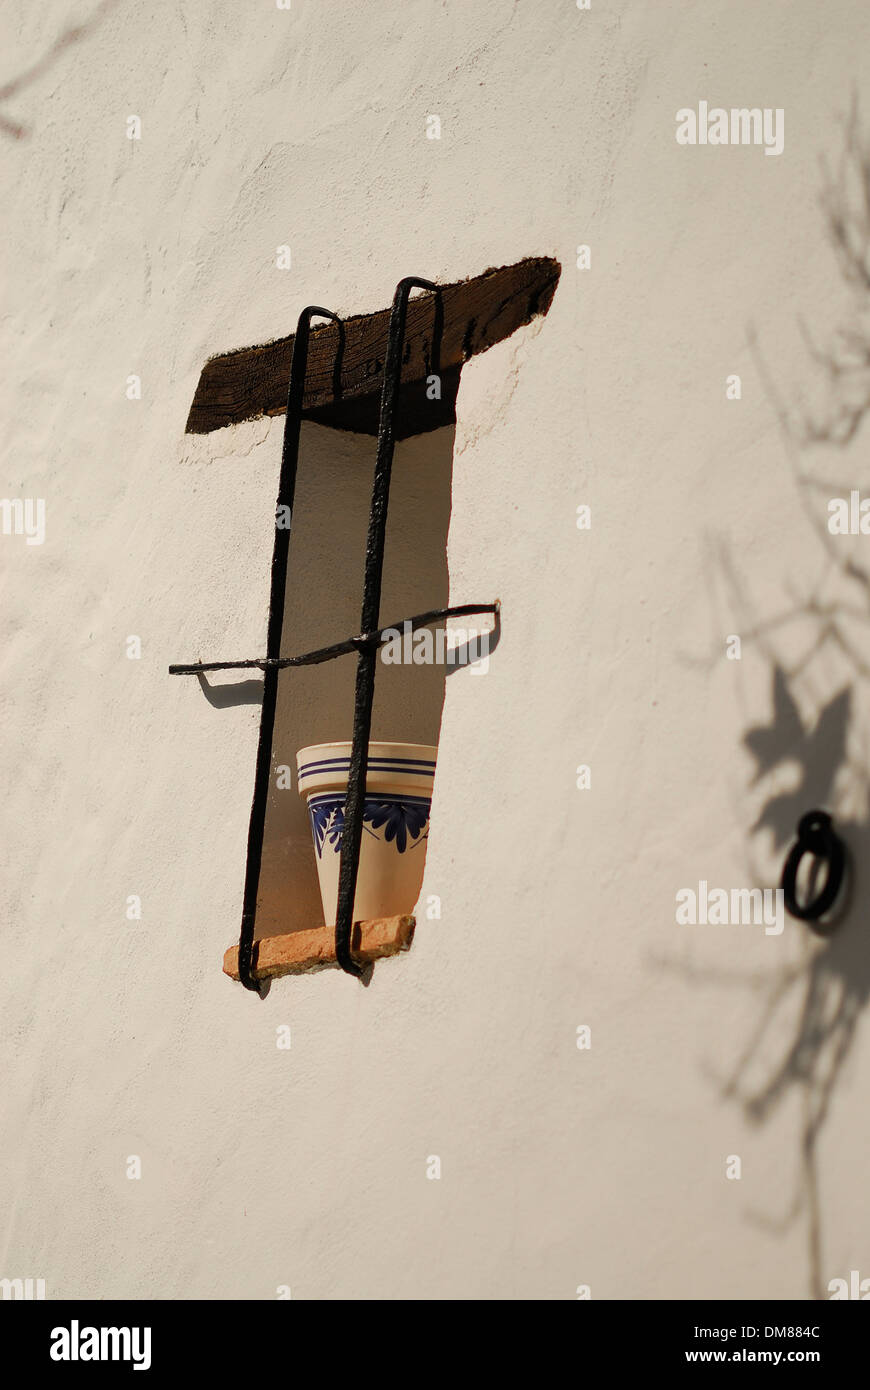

left=223, top=915, right=416, bottom=982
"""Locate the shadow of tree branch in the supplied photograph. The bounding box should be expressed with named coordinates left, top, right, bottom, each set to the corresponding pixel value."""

left=0, top=0, right=119, bottom=140
left=668, top=97, right=870, bottom=1299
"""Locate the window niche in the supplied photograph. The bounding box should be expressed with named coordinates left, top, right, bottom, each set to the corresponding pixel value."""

left=175, top=256, right=560, bottom=985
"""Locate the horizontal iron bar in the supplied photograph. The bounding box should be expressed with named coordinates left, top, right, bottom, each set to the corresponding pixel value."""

left=168, top=601, right=499, bottom=675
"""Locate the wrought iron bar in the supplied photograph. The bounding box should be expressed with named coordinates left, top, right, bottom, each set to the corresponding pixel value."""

left=235, top=306, right=344, bottom=991
left=332, top=277, right=441, bottom=977
left=168, top=602, right=499, bottom=675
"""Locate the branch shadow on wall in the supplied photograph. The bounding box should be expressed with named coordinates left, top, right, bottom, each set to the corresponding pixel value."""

left=727, top=102, right=870, bottom=1299
left=664, top=532, right=870, bottom=1299
left=718, top=638, right=869, bottom=1300
left=0, top=0, right=119, bottom=140
left=661, top=100, right=870, bottom=1299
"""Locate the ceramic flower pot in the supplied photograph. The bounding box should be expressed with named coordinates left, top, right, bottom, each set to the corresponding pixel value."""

left=296, top=741, right=437, bottom=925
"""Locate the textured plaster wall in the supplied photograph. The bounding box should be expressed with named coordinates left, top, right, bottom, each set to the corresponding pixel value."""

left=3, top=0, right=870, bottom=1299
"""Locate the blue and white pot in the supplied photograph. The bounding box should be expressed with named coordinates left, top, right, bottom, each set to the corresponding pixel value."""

left=296, top=741, right=437, bottom=925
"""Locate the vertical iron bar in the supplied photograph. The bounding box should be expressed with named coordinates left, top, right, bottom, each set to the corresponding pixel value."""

left=237, top=307, right=344, bottom=992
left=334, top=277, right=441, bottom=976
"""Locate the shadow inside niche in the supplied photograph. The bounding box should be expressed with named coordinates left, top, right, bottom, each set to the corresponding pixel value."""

left=254, top=419, right=463, bottom=941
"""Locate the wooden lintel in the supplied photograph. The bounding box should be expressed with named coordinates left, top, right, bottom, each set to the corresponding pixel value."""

left=186, top=255, right=560, bottom=439
left=223, top=915, right=416, bottom=982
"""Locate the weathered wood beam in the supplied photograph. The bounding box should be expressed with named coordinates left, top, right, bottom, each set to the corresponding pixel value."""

left=186, top=255, right=560, bottom=439
left=222, top=915, right=416, bottom=981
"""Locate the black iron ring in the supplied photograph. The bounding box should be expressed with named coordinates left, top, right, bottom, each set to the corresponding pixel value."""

left=781, top=810, right=846, bottom=923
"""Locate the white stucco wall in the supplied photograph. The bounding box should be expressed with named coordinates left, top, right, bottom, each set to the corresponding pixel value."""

left=3, top=0, right=870, bottom=1299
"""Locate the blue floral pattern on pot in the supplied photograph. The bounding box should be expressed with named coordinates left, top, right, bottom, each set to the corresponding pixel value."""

left=308, top=799, right=345, bottom=858
left=307, top=795, right=430, bottom=858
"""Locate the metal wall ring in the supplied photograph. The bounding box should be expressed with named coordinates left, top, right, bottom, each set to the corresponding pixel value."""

left=780, top=810, right=846, bottom=924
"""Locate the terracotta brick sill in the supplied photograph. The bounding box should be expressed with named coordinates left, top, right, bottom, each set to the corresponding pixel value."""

left=223, top=915, right=416, bottom=982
